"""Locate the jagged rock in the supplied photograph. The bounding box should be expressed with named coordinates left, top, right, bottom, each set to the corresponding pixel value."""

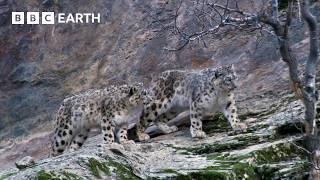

left=15, top=156, right=35, bottom=170
left=0, top=98, right=309, bottom=179
left=2, top=0, right=316, bottom=140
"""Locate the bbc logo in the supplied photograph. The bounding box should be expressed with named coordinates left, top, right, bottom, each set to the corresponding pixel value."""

left=12, top=12, right=55, bottom=24
left=12, top=12, right=101, bottom=24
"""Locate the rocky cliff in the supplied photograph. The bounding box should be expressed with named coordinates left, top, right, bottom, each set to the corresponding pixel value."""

left=0, top=96, right=309, bottom=179
left=0, top=0, right=319, bottom=179
left=0, top=0, right=295, bottom=139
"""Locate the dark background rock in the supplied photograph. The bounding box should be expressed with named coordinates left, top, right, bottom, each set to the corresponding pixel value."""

left=0, top=0, right=317, bottom=141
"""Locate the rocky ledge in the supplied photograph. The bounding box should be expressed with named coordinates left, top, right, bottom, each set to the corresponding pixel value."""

left=0, top=93, right=309, bottom=179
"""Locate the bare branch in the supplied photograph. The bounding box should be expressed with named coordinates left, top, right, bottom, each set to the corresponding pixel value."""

left=222, top=0, right=230, bottom=18
left=165, top=20, right=223, bottom=51
left=206, top=2, right=252, bottom=17
left=174, top=0, right=186, bottom=38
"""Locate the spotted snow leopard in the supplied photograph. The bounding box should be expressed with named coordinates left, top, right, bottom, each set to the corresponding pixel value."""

left=135, top=65, right=247, bottom=141
left=50, top=83, right=149, bottom=156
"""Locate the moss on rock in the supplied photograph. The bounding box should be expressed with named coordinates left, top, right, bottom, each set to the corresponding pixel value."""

left=157, top=162, right=258, bottom=180
left=183, top=135, right=261, bottom=155
left=238, top=112, right=261, bottom=121
left=253, top=142, right=305, bottom=164
left=159, top=168, right=229, bottom=180
left=202, top=113, right=231, bottom=134
left=62, top=171, right=83, bottom=180
left=107, top=159, right=138, bottom=180
left=35, top=170, right=83, bottom=180
left=179, top=171, right=228, bottom=180
left=0, top=172, right=17, bottom=180
left=205, top=141, right=308, bottom=179
left=36, top=170, right=58, bottom=180
left=86, top=158, right=110, bottom=178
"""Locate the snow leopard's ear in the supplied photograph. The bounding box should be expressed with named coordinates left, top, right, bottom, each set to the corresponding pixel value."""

left=214, top=72, right=219, bottom=79
left=129, top=87, right=137, bottom=96
left=226, top=64, right=235, bottom=73
left=129, top=82, right=143, bottom=96
left=214, top=70, right=223, bottom=79
left=211, top=71, right=222, bottom=85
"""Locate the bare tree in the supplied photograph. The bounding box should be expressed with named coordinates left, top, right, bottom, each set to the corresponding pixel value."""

left=160, top=0, right=319, bottom=177
left=260, top=0, right=319, bottom=176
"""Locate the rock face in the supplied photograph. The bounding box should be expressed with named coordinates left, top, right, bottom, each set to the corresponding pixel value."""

left=0, top=0, right=319, bottom=179
left=0, top=0, right=297, bottom=139
left=0, top=95, right=309, bottom=179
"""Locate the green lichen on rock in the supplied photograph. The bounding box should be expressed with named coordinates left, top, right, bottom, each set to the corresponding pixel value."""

left=206, top=141, right=308, bottom=179
left=0, top=172, right=17, bottom=180
left=202, top=113, right=231, bottom=134
left=62, top=171, right=83, bottom=180
left=204, top=162, right=257, bottom=179
left=33, top=157, right=138, bottom=180
left=161, top=169, right=178, bottom=174
left=184, top=135, right=261, bottom=155
left=231, top=163, right=257, bottom=180
left=253, top=142, right=305, bottom=164
left=254, top=164, right=279, bottom=179
left=233, top=135, right=261, bottom=143
left=238, top=103, right=281, bottom=121
left=178, top=159, right=305, bottom=179
left=238, top=111, right=261, bottom=121
left=35, top=170, right=58, bottom=180
left=35, top=170, right=82, bottom=180
left=157, top=162, right=257, bottom=180
left=107, top=159, right=138, bottom=180
left=86, top=158, right=110, bottom=178
left=158, top=168, right=228, bottom=180
left=189, top=142, right=247, bottom=154
left=176, top=171, right=228, bottom=180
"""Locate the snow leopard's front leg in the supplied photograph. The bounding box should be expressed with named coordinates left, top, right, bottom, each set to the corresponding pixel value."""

left=135, top=109, right=151, bottom=142
left=136, top=98, right=176, bottom=141
left=223, top=93, right=247, bottom=131
left=101, top=114, right=116, bottom=144
left=68, top=130, right=89, bottom=152
left=189, top=101, right=207, bottom=139
left=117, top=124, right=135, bottom=144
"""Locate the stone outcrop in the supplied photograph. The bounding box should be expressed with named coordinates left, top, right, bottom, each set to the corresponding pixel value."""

left=0, top=0, right=298, bottom=139
left=0, top=0, right=319, bottom=179
left=0, top=94, right=309, bottom=179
